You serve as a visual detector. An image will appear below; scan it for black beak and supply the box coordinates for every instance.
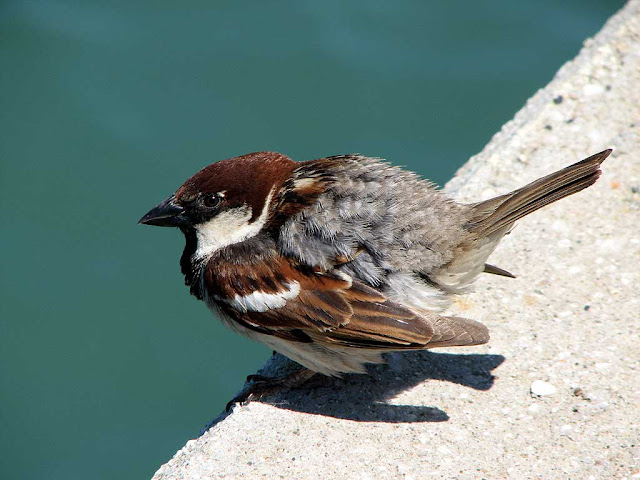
[138,195,188,227]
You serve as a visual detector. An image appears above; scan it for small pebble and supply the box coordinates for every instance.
[558,238,572,248]
[531,380,557,397]
[583,83,605,96]
[437,445,452,455]
[594,401,609,411]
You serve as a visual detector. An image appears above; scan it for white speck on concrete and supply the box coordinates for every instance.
[558,238,572,248]
[560,424,573,435]
[531,380,557,397]
[583,83,605,96]
[551,220,569,232]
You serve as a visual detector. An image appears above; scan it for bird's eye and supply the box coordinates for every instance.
[202,193,222,209]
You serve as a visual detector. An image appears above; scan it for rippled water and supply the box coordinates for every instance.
[0,1,624,478]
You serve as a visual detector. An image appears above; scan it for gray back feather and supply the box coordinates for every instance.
[277,155,470,289]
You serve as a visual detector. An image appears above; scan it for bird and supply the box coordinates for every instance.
[139,149,611,408]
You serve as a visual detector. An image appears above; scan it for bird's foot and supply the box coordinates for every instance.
[226,368,317,412]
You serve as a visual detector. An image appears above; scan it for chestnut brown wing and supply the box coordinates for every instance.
[209,258,489,350]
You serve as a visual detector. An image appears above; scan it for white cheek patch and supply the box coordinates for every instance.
[224,281,301,312]
[194,189,275,259]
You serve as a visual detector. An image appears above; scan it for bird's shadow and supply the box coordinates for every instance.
[204,350,504,432]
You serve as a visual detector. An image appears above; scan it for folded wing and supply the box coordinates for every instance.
[206,253,489,351]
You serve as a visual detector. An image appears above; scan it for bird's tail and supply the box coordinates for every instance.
[466,149,611,238]
[431,149,612,290]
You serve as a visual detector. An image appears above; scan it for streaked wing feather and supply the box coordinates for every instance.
[424,313,490,348]
[236,274,488,350]
[206,242,489,352]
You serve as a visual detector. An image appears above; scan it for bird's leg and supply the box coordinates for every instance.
[227,367,317,412]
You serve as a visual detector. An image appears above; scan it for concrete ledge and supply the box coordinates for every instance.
[154,2,639,478]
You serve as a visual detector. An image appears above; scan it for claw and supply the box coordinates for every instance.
[225,368,317,412]
[226,390,256,412]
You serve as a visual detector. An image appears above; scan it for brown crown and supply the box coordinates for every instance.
[175,152,296,221]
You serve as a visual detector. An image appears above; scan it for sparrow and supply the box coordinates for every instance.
[139,149,611,408]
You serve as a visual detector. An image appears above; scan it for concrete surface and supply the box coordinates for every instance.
[153,2,639,478]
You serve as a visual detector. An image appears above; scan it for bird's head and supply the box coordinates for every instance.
[139,151,296,258]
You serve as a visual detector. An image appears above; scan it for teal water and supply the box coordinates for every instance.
[0,1,624,478]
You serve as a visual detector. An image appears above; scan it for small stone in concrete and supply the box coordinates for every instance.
[531,380,557,397]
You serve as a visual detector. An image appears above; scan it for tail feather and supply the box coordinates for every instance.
[432,149,611,291]
[483,263,516,278]
[468,149,611,237]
